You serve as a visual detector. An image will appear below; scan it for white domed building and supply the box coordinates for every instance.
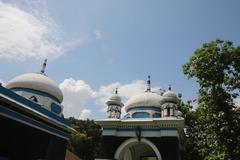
[96,76,185,160]
[6,72,64,116]
[0,59,74,160]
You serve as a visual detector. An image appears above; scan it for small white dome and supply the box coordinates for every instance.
[163,90,177,98]
[6,73,63,103]
[106,94,124,107]
[110,95,121,103]
[160,90,179,104]
[125,92,162,112]
[110,94,122,102]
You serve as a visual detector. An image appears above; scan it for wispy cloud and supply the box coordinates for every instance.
[0,1,99,61]
[94,29,102,39]
[0,1,64,60]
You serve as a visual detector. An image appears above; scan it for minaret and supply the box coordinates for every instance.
[106,88,124,119]
[40,58,47,75]
[160,85,179,117]
[146,75,151,92]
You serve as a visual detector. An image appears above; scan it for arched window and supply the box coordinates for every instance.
[153,112,161,118]
[167,108,170,117]
[132,112,150,118]
[51,103,62,114]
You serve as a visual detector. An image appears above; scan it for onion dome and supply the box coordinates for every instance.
[124,92,162,112]
[124,76,162,112]
[6,59,63,103]
[106,88,124,107]
[160,85,179,104]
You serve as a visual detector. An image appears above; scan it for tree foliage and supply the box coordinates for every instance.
[67,118,102,160]
[182,39,240,160]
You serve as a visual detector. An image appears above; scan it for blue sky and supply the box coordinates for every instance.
[0,0,240,119]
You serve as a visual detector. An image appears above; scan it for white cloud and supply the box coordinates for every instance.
[96,82,121,106]
[0,1,64,61]
[0,1,97,61]
[95,80,160,112]
[95,80,146,107]
[59,78,161,119]
[59,78,96,118]
[94,29,102,39]
[79,108,91,119]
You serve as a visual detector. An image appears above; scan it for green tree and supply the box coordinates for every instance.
[68,118,102,160]
[178,98,204,160]
[182,39,240,160]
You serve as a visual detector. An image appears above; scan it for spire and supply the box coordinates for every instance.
[146,75,151,92]
[168,84,171,91]
[115,88,118,95]
[40,58,47,75]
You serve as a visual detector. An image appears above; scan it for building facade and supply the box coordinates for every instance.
[0,59,75,160]
[97,76,185,160]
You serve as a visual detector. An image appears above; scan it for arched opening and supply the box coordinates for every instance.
[114,138,162,160]
[167,108,170,117]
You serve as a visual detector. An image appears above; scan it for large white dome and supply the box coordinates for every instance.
[6,73,63,103]
[124,92,162,112]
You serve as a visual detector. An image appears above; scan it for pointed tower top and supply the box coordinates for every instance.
[146,75,151,92]
[115,88,118,95]
[40,58,47,75]
[168,84,172,91]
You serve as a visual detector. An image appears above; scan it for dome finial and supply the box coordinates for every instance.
[115,88,118,95]
[40,58,47,75]
[146,75,151,92]
[168,84,172,91]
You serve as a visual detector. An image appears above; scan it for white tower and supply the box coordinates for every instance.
[160,85,179,117]
[106,88,124,119]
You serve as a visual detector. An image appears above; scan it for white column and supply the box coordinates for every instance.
[164,109,168,117]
